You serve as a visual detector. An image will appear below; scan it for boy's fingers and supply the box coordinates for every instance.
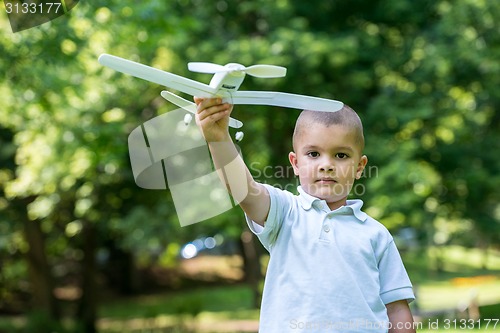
[196,97,233,111]
[193,96,204,105]
[198,103,230,121]
[196,97,231,118]
[199,97,222,109]
[207,109,230,123]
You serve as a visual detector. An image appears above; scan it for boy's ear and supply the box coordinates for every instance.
[355,155,368,179]
[288,151,300,176]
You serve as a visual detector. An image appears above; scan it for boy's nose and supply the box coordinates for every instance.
[320,165,334,172]
[319,159,335,172]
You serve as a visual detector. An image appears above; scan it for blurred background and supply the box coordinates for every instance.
[0,0,499,332]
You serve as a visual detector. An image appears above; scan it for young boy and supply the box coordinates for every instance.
[194,97,415,332]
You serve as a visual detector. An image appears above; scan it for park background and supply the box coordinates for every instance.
[0,0,499,332]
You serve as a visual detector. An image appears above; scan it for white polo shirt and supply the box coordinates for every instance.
[246,184,414,333]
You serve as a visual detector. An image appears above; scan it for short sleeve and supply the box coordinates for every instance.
[245,184,291,252]
[378,240,415,304]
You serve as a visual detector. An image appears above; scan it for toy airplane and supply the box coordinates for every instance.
[98,54,343,136]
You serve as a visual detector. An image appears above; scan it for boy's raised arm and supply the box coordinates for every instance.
[194,97,270,226]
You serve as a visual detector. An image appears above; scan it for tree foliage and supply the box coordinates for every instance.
[0,0,499,330]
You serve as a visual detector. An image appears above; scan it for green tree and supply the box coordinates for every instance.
[1,0,499,331]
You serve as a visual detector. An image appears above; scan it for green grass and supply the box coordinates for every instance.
[98,285,257,319]
[415,280,500,312]
[402,245,500,312]
[95,245,500,332]
[96,292,500,333]
[403,246,500,282]
[1,245,500,332]
[97,285,260,332]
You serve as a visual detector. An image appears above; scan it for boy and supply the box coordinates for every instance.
[194,97,415,332]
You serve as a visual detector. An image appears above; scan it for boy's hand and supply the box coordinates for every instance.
[194,97,233,142]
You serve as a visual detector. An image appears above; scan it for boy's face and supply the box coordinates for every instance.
[289,123,368,210]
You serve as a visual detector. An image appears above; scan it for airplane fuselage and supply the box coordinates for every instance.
[209,63,246,94]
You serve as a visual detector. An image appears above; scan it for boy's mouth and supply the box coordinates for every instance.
[316,177,337,184]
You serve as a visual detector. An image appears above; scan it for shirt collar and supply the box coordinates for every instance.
[297,186,368,222]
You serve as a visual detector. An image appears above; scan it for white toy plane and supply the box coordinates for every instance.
[98,54,343,136]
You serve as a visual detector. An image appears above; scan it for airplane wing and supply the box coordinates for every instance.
[98,54,343,112]
[98,54,217,97]
[160,91,243,129]
[230,91,343,112]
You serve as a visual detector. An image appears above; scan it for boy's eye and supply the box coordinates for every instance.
[336,153,349,159]
[307,151,320,158]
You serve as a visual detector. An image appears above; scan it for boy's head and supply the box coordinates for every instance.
[292,105,365,153]
[289,105,368,210]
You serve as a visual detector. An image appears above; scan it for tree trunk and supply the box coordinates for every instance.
[23,217,60,320]
[77,221,98,333]
[105,241,139,295]
[478,232,490,270]
[240,230,262,308]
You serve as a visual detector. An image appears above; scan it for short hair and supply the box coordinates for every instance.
[292,105,365,151]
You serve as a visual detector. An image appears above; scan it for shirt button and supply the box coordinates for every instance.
[323,225,330,233]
